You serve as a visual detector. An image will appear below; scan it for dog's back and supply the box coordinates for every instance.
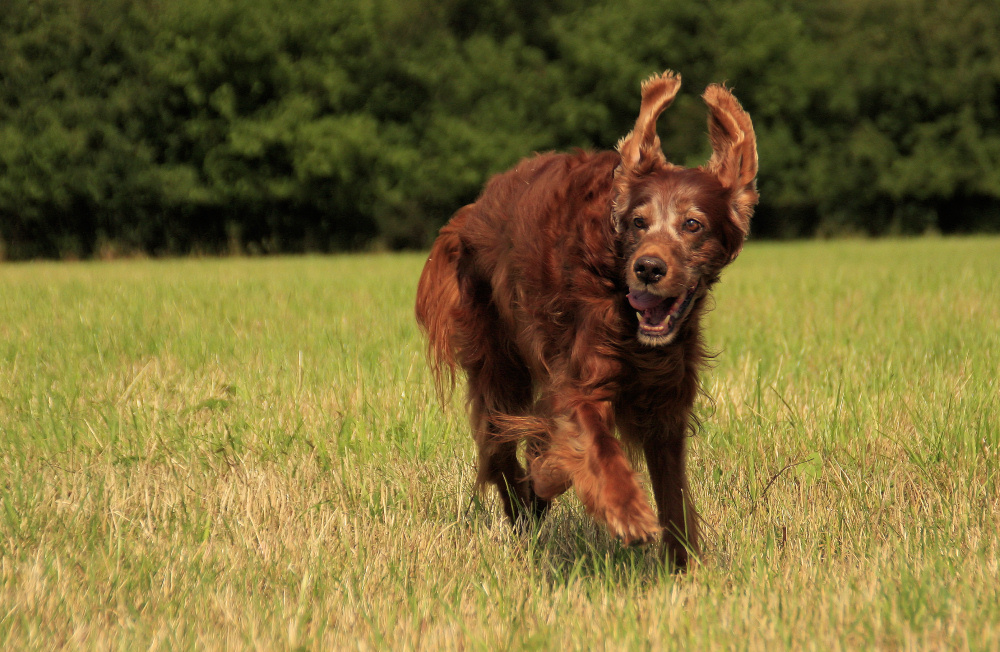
[416,150,622,387]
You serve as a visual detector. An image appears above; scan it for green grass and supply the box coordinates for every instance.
[1,238,998,649]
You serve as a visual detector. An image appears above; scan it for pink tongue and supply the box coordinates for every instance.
[627,290,666,311]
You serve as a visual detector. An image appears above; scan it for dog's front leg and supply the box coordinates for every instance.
[617,406,700,569]
[643,433,699,569]
[531,399,660,545]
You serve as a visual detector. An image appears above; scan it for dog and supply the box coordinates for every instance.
[415,71,757,568]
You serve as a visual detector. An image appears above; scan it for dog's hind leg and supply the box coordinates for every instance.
[469,394,551,527]
[454,271,549,527]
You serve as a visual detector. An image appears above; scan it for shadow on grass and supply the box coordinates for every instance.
[460,492,679,587]
[531,519,679,588]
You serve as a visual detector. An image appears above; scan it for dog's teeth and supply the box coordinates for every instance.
[636,311,643,321]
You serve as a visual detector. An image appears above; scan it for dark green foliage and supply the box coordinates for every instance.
[1,0,998,258]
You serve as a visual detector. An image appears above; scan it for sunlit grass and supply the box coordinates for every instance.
[1,238,997,649]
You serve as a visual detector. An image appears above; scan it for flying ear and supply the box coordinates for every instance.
[702,84,758,242]
[615,70,682,174]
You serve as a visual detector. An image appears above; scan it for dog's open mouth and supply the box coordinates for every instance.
[627,281,701,344]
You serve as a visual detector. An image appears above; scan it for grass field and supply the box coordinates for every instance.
[1,237,998,650]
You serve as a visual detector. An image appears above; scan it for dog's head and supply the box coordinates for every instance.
[611,71,758,346]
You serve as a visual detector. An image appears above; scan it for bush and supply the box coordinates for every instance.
[1,0,998,258]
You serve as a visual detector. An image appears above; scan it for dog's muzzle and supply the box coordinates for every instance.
[627,280,701,345]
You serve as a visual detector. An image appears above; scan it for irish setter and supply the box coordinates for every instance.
[415,71,757,568]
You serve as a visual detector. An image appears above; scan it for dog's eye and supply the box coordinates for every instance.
[683,218,703,233]
[632,216,647,229]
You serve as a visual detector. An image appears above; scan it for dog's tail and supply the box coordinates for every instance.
[414,206,470,399]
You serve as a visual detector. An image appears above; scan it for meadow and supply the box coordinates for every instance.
[0,237,997,649]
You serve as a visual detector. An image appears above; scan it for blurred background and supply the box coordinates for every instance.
[1,0,998,259]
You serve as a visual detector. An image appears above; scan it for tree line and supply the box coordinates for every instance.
[1,0,998,259]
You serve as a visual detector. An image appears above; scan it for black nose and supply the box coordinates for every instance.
[634,256,667,284]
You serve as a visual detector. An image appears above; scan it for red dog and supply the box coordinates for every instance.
[415,71,757,568]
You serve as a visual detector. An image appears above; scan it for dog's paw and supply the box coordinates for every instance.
[603,494,661,546]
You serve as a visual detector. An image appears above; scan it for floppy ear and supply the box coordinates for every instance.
[612,71,682,231]
[702,84,758,250]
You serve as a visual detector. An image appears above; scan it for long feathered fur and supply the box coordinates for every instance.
[414,71,758,569]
